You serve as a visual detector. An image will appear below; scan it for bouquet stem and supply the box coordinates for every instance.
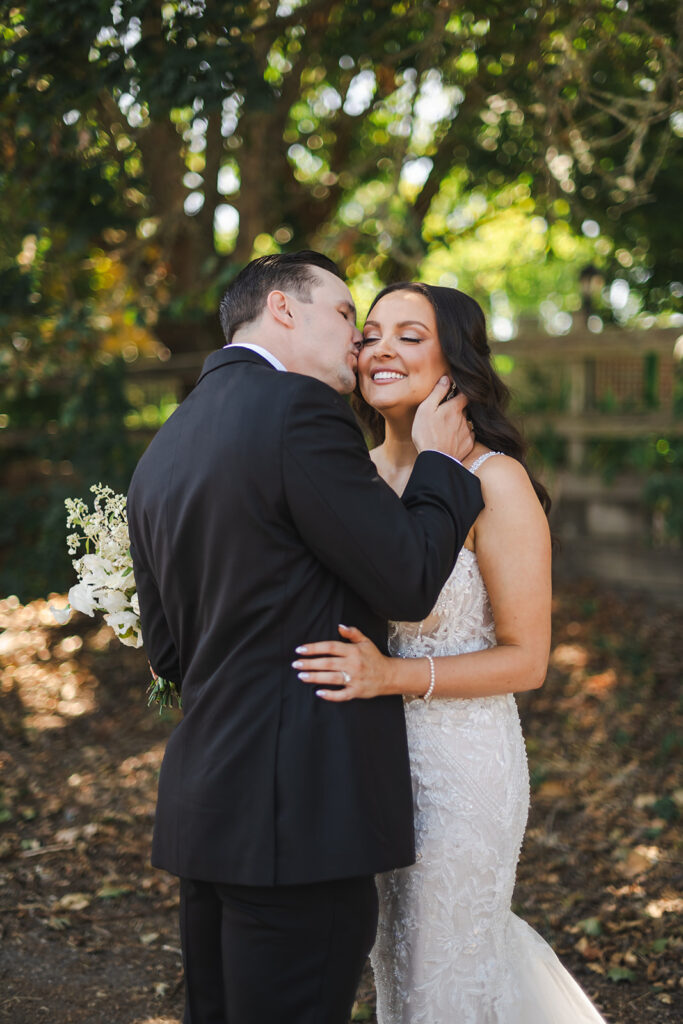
[146,677,182,712]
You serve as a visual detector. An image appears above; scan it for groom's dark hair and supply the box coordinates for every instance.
[219,251,343,343]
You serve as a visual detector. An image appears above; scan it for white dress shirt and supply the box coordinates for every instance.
[225,342,287,372]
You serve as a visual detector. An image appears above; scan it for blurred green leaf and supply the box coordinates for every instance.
[351,1002,374,1022]
[607,966,637,983]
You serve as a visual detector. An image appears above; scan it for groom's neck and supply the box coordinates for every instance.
[231,326,290,368]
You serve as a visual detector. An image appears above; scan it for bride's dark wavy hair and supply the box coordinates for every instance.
[352,282,551,516]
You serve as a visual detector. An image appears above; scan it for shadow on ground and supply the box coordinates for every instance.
[0,583,680,1023]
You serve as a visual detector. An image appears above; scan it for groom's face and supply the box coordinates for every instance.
[291,268,362,394]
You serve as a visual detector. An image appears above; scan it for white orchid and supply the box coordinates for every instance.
[98,589,128,614]
[49,603,72,625]
[118,629,144,649]
[79,552,115,576]
[104,609,138,632]
[55,484,137,636]
[67,581,98,617]
[53,483,179,708]
[104,611,143,648]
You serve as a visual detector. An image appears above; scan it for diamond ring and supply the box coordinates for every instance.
[342,671,351,684]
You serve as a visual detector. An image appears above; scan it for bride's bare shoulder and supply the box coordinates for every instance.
[475,453,547,523]
[476,451,528,482]
[477,451,531,489]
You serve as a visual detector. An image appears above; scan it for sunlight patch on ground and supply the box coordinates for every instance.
[134,1018,180,1024]
[645,896,683,918]
[118,746,166,802]
[0,595,98,730]
[549,642,589,669]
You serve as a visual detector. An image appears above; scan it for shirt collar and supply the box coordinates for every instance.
[225,342,287,372]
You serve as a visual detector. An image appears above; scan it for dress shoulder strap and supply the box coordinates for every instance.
[469,450,504,474]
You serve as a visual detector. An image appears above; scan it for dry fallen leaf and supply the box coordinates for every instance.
[575,936,602,960]
[618,846,659,879]
[536,779,571,799]
[56,893,91,911]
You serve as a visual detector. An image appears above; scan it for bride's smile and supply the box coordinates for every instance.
[358,290,451,414]
[371,370,408,383]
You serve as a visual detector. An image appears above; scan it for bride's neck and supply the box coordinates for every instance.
[381,413,418,470]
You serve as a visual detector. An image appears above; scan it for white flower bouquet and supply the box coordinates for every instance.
[51,483,180,709]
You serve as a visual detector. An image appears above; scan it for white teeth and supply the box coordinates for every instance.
[373,371,406,381]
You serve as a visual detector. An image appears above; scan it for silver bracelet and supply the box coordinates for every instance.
[423,655,435,703]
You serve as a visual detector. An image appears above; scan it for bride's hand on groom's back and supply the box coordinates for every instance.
[292,624,391,701]
[412,376,474,463]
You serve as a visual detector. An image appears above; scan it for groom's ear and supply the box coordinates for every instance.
[266,289,296,329]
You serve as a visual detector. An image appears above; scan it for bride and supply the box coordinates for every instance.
[295,283,606,1023]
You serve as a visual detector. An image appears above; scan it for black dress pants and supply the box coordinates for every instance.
[179,874,379,1024]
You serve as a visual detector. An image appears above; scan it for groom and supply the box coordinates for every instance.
[127,251,483,1024]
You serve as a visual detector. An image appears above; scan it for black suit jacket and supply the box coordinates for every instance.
[127,347,483,886]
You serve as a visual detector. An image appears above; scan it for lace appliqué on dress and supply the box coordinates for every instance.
[372,545,529,1024]
[371,452,606,1024]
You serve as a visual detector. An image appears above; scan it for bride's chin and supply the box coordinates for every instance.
[367,397,418,419]
[359,383,421,418]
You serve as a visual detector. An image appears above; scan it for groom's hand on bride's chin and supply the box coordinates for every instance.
[412,379,474,462]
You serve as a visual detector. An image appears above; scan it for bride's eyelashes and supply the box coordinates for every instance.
[361,334,422,345]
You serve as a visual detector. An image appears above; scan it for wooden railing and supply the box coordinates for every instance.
[483,324,681,597]
[490,324,680,468]
[1,324,679,453]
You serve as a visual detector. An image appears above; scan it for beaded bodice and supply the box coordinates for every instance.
[389,545,496,660]
[389,451,502,714]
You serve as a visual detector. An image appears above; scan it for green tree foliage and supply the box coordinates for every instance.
[1,0,680,352]
[0,0,681,598]
[0,360,139,599]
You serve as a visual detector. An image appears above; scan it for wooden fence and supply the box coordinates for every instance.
[2,324,681,598]
[490,324,679,458]
[490,325,682,599]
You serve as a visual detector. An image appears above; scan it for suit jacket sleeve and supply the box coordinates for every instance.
[128,535,182,686]
[282,381,484,621]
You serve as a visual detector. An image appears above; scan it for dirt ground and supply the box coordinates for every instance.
[0,582,681,1024]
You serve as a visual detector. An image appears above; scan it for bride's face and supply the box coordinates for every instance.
[358,290,451,416]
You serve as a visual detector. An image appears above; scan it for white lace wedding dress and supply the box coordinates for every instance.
[371,452,605,1023]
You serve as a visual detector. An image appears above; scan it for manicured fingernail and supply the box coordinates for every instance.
[298,672,310,680]
[338,623,348,629]
[315,690,326,697]
[440,375,449,384]
[295,646,307,654]
[292,661,303,669]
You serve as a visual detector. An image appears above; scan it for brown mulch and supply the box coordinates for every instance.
[0,582,681,1023]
